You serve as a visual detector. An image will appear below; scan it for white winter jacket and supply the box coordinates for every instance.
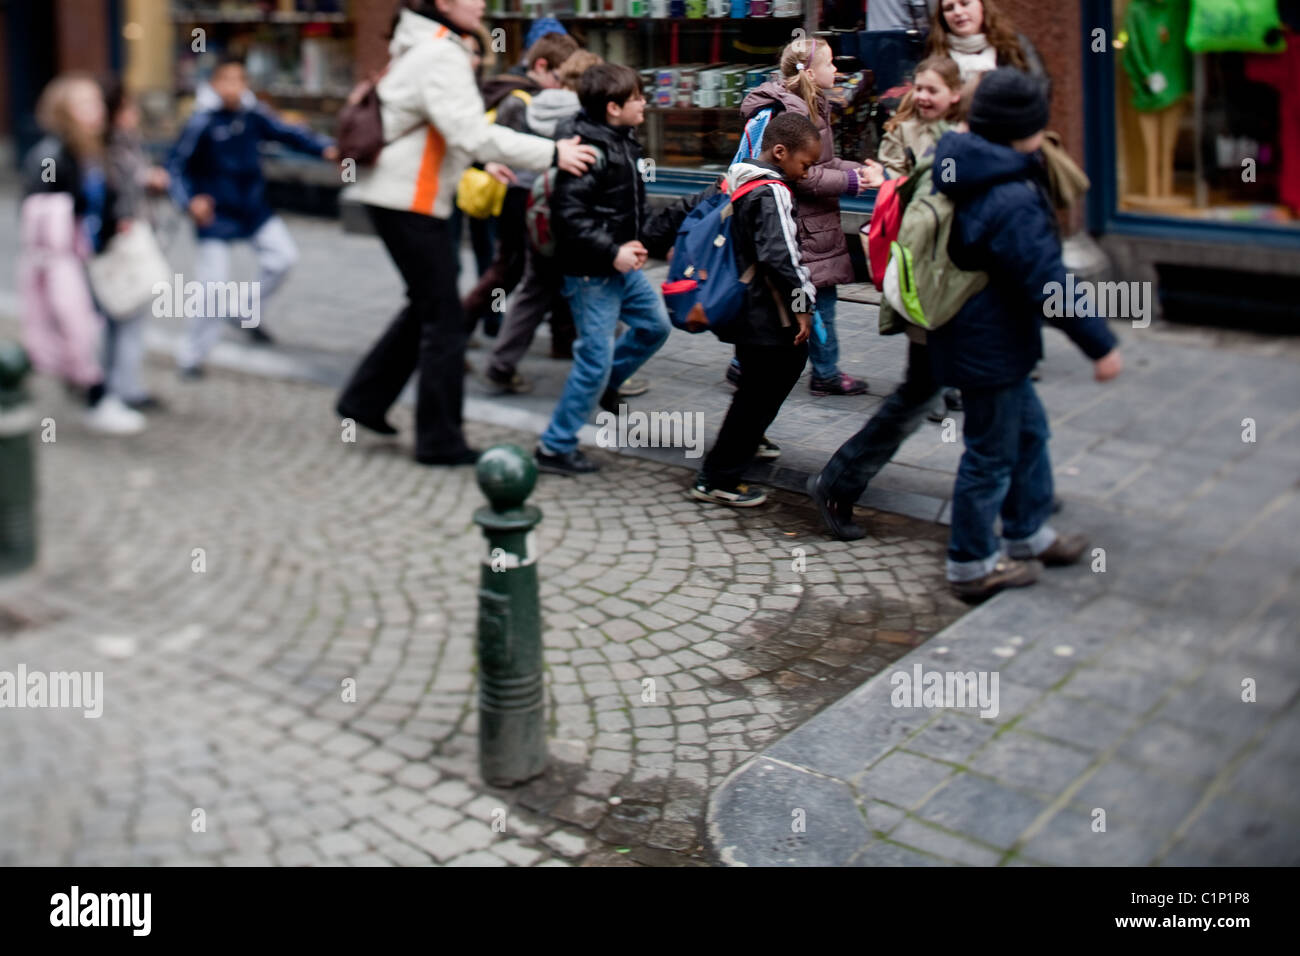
[344,9,557,219]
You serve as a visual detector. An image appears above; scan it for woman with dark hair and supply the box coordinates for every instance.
[925,0,1047,86]
[337,0,595,466]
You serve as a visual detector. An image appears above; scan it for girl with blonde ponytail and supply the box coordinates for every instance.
[733,37,883,397]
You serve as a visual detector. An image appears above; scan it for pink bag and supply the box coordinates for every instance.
[17,192,103,387]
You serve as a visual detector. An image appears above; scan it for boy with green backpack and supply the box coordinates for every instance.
[927,68,1122,602]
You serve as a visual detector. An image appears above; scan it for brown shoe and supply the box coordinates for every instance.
[1036,532,1089,567]
[950,558,1041,604]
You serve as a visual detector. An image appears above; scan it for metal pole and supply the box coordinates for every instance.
[0,342,37,576]
[472,444,546,786]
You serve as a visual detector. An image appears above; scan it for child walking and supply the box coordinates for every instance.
[167,56,337,377]
[533,63,677,476]
[928,68,1122,602]
[20,73,145,434]
[692,113,823,507]
[733,37,883,397]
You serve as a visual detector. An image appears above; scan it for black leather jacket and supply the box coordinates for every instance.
[551,111,665,277]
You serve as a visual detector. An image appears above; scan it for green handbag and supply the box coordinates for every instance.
[1185,0,1286,53]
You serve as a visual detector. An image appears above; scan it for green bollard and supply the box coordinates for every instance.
[472,444,546,787]
[0,342,37,576]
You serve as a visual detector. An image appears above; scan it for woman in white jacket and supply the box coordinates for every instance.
[337,0,595,466]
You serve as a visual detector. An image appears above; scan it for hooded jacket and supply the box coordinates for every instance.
[927,132,1117,389]
[738,82,859,288]
[343,8,556,219]
[719,160,818,346]
[550,111,660,277]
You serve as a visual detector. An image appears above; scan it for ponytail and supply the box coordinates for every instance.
[778,37,828,119]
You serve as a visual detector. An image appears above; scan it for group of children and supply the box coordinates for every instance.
[18,57,336,435]
[519,32,1122,603]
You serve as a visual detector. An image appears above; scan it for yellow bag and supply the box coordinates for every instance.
[456,167,508,219]
[456,89,532,220]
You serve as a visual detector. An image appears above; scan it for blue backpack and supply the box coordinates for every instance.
[661,177,789,335]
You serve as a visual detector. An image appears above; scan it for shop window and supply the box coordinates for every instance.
[1114,0,1300,227]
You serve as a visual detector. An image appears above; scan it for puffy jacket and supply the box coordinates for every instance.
[344,8,556,219]
[738,82,859,288]
[927,132,1117,389]
[167,101,331,241]
[551,111,653,277]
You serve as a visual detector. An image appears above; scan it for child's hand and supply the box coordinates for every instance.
[322,145,340,162]
[189,195,215,227]
[485,162,517,186]
[556,136,598,176]
[1094,347,1123,382]
[614,241,647,273]
[793,313,812,346]
[146,166,170,192]
[859,160,884,190]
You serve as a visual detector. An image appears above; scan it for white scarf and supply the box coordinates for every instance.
[947,33,999,82]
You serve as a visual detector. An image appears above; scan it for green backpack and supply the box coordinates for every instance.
[882,159,988,331]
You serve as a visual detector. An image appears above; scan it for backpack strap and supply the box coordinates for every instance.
[728,178,790,203]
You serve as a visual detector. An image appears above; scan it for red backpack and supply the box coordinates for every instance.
[865,173,909,290]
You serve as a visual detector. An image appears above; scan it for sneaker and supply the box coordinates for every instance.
[1035,532,1089,567]
[618,377,649,398]
[725,358,742,387]
[84,395,146,435]
[810,372,868,397]
[691,478,767,507]
[950,558,1041,604]
[415,447,481,466]
[806,472,865,541]
[244,325,274,346]
[485,369,533,395]
[943,388,963,412]
[756,436,781,460]
[336,399,398,436]
[535,446,600,476]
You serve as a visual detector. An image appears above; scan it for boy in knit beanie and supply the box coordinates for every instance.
[928,68,1124,603]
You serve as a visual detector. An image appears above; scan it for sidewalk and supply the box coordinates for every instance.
[2,188,1297,866]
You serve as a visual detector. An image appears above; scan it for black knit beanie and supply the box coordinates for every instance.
[967,67,1050,145]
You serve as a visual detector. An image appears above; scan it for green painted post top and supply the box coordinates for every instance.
[474,444,541,533]
[0,342,32,410]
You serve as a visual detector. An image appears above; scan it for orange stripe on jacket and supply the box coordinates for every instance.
[411,125,446,215]
[409,25,451,215]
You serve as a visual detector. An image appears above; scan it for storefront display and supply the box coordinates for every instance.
[1113,0,1298,227]
[485,4,875,172]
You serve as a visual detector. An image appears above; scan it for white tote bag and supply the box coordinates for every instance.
[86,220,172,319]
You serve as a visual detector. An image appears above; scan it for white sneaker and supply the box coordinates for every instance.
[84,395,146,435]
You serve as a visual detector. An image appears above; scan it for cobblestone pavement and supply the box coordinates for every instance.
[0,351,965,866]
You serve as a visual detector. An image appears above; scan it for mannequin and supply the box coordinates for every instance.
[1121,0,1193,207]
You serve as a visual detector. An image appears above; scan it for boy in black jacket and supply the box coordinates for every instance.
[535,63,678,476]
[692,112,823,507]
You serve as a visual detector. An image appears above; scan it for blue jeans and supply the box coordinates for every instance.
[947,378,1057,582]
[539,270,671,455]
[809,285,839,380]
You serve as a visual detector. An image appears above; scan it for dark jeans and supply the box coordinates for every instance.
[464,187,528,330]
[821,339,939,504]
[702,342,808,488]
[948,377,1056,581]
[338,205,471,460]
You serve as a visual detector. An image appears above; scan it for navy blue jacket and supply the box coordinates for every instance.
[927,132,1118,389]
[168,104,332,241]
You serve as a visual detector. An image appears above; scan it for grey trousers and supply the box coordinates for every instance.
[486,249,568,380]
